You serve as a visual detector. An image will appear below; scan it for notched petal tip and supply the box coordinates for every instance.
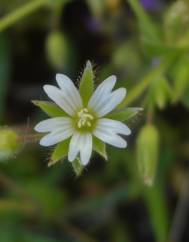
[80,157,90,166]
[119,87,127,97]
[39,139,49,147]
[105,75,117,87]
[110,74,117,81]
[55,73,62,82]
[55,73,70,83]
[126,127,132,136]
[43,84,54,93]
[122,141,127,148]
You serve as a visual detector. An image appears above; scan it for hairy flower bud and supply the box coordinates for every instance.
[0,128,21,161]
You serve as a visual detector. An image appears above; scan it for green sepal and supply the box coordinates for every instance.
[32,100,67,117]
[93,137,107,160]
[48,139,69,167]
[106,107,143,121]
[72,158,84,176]
[79,60,94,106]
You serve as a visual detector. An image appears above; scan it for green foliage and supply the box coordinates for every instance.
[0,0,47,32]
[32,100,67,117]
[0,224,62,242]
[172,54,189,102]
[24,179,65,218]
[79,60,94,106]
[164,0,189,45]
[46,0,68,8]
[112,41,142,76]
[118,53,176,108]
[127,0,160,43]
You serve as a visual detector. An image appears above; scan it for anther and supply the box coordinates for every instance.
[77,108,94,128]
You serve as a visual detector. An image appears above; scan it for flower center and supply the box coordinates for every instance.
[77,108,94,128]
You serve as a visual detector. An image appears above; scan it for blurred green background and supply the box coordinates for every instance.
[0,0,189,241]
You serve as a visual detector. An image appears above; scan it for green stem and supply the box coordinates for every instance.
[0,0,47,32]
[144,184,169,242]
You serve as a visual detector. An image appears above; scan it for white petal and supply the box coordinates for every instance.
[43,85,75,116]
[97,118,131,135]
[39,127,74,146]
[96,88,126,117]
[88,75,116,110]
[34,117,72,133]
[56,74,83,109]
[68,132,81,162]
[93,128,127,148]
[80,134,92,165]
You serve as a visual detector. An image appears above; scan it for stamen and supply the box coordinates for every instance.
[77,108,94,128]
[87,121,91,127]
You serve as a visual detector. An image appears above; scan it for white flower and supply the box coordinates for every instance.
[34,74,131,166]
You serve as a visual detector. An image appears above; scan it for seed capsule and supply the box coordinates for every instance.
[137,125,159,186]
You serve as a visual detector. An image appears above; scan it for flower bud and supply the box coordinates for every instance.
[0,128,21,161]
[164,0,189,46]
[46,31,68,70]
[137,125,159,186]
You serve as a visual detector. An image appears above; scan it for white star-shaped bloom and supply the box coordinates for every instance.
[34,73,131,165]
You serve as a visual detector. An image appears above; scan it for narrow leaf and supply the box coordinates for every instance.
[106,107,143,122]
[127,0,160,43]
[32,100,67,117]
[93,137,107,160]
[79,60,94,105]
[48,139,69,166]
